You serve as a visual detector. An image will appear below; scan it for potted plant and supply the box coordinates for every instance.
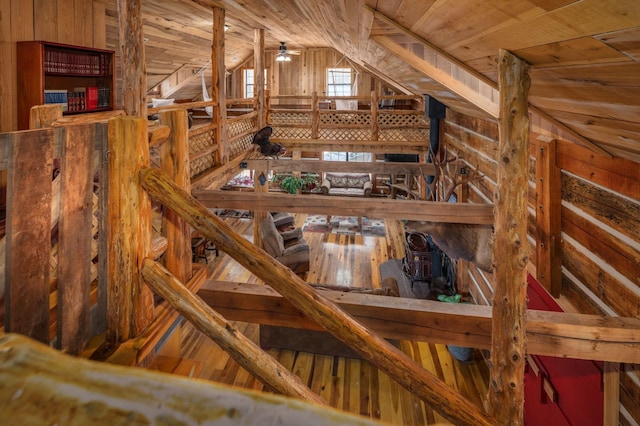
[272,173,320,194]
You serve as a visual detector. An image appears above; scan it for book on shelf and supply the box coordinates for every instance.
[44,90,68,112]
[86,87,98,110]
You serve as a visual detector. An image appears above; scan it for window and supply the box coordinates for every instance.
[244,69,267,98]
[326,67,353,96]
[322,152,372,162]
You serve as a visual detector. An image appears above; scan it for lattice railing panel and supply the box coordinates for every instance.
[228,133,253,157]
[269,111,312,125]
[320,113,371,126]
[189,125,216,177]
[273,127,312,139]
[379,128,430,142]
[319,128,372,140]
[229,117,255,139]
[378,112,429,128]
[191,155,215,177]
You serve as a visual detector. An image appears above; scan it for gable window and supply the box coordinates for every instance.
[326,67,353,96]
[244,69,267,98]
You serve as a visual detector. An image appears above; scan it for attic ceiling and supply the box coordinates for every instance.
[105,0,640,163]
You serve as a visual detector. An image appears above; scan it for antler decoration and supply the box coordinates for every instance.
[424,147,484,201]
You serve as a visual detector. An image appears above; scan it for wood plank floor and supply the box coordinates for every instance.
[175,214,490,425]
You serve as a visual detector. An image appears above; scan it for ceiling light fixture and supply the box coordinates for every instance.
[276,41,291,62]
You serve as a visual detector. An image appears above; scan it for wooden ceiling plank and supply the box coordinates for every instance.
[451,0,640,62]
[517,36,632,68]
[529,104,614,158]
[371,35,499,118]
[595,27,640,61]
[366,5,498,89]
[142,13,213,41]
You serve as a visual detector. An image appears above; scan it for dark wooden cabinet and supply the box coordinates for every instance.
[17,41,116,130]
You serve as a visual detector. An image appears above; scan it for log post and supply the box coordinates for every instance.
[29,104,63,129]
[107,116,154,344]
[159,108,192,283]
[370,90,379,141]
[487,49,531,424]
[253,165,269,248]
[254,29,265,129]
[603,362,620,425]
[535,135,561,297]
[140,259,326,405]
[140,166,497,426]
[117,0,146,117]
[211,6,228,165]
[311,91,319,139]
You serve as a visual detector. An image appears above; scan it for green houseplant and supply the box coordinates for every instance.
[272,174,319,194]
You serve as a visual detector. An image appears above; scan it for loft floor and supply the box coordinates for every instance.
[169,214,490,425]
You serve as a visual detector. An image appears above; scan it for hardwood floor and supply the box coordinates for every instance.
[175,214,490,425]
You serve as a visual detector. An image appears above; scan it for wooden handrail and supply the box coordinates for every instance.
[140,165,497,426]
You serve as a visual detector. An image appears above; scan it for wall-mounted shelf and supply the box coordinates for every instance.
[17,41,116,130]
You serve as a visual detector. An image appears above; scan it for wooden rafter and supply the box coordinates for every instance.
[365,6,613,158]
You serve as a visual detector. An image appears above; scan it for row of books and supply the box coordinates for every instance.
[44,87,110,112]
[44,49,110,75]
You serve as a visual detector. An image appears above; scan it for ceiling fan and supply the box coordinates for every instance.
[275,41,300,62]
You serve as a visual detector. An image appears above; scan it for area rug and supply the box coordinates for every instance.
[302,215,385,237]
[210,209,253,218]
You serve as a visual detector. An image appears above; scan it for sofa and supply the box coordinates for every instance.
[320,172,372,197]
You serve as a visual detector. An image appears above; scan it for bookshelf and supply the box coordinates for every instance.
[17,41,116,130]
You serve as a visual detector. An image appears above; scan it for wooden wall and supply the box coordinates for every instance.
[443,108,640,425]
[228,48,383,100]
[0,0,107,133]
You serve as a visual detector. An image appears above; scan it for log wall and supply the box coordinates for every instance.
[443,107,640,425]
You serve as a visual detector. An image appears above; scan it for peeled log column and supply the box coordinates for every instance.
[487,49,530,424]
[140,166,497,426]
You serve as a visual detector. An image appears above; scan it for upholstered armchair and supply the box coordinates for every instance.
[260,214,310,274]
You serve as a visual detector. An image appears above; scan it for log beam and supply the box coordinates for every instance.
[140,166,497,426]
[0,334,378,425]
[193,190,493,225]
[243,159,435,175]
[272,138,428,154]
[198,281,640,364]
[488,49,531,424]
